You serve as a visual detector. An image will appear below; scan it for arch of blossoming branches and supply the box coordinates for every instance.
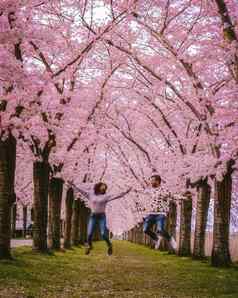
[0,0,237,266]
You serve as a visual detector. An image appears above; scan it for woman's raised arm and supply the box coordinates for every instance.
[67,182,91,200]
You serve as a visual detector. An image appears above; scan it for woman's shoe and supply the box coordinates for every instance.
[107,245,113,256]
[169,236,177,251]
[85,243,92,255]
[154,236,162,250]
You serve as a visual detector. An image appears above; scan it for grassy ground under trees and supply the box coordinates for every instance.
[0,241,238,298]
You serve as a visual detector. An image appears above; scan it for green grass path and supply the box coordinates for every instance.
[0,241,238,298]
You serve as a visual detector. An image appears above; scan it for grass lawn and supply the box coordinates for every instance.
[0,241,238,298]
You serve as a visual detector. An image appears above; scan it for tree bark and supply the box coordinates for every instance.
[64,187,74,249]
[137,225,143,245]
[32,161,50,252]
[11,203,17,238]
[48,186,53,248]
[212,1,237,266]
[193,180,211,259]
[178,196,192,257]
[168,200,177,254]
[71,198,80,246]
[31,207,34,221]
[159,218,169,251]
[48,178,64,250]
[79,200,90,244]
[214,0,238,81]
[211,166,233,267]
[23,206,28,238]
[128,230,132,242]
[60,219,64,238]
[0,135,16,259]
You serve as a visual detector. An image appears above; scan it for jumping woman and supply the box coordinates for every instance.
[74,182,131,255]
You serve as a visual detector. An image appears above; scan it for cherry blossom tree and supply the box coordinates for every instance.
[0,0,237,267]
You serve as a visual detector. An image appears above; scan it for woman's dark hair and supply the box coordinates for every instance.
[151,174,161,184]
[94,182,108,195]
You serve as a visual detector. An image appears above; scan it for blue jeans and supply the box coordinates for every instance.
[143,214,171,241]
[87,213,111,247]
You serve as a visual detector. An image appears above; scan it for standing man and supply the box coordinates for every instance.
[142,174,177,251]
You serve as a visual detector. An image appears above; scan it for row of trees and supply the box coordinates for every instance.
[11,190,98,248]
[0,0,237,267]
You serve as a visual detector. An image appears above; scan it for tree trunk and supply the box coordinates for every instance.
[71,198,80,246]
[214,0,238,81]
[23,206,27,238]
[31,207,34,221]
[60,219,64,238]
[48,178,64,250]
[193,180,211,259]
[133,227,136,243]
[128,230,131,242]
[211,168,232,267]
[159,218,169,251]
[178,196,192,257]
[64,188,74,249]
[0,135,16,259]
[137,225,142,245]
[11,203,17,238]
[79,200,90,244]
[48,187,53,248]
[168,200,177,254]
[32,161,50,252]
